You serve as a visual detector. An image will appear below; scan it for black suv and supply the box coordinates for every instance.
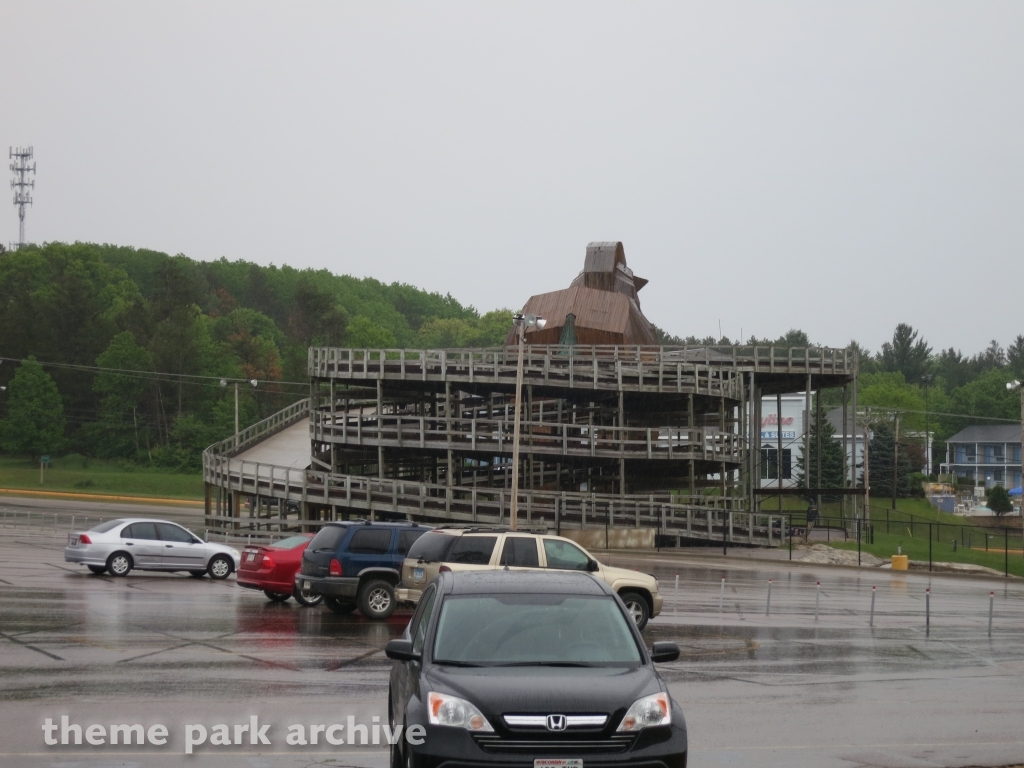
[385,570,687,768]
[296,521,428,620]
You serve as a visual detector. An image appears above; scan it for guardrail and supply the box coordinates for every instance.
[205,398,310,458]
[310,411,743,464]
[202,455,779,545]
[309,347,745,397]
[309,345,854,391]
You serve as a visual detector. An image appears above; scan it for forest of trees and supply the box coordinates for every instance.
[0,242,512,469]
[0,243,1020,478]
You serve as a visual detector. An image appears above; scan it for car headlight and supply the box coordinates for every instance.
[427,692,493,731]
[229,548,240,558]
[616,692,671,731]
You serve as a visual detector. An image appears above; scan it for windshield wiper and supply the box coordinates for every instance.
[433,660,485,667]
[492,661,593,667]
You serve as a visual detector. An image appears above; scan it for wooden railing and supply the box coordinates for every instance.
[310,411,743,464]
[205,398,310,458]
[308,345,854,393]
[309,347,744,397]
[202,454,779,545]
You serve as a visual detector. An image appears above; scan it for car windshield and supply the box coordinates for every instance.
[271,536,312,550]
[89,520,124,534]
[433,594,642,666]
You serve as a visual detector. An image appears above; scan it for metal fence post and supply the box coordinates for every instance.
[925,587,931,637]
[988,590,994,637]
[815,581,820,621]
[766,579,772,616]
[929,524,933,572]
[869,585,876,627]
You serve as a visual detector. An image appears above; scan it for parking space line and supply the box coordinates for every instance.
[0,630,64,661]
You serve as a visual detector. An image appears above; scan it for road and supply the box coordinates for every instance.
[1,513,1023,768]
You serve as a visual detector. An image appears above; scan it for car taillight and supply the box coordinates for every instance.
[261,554,276,569]
[439,565,451,573]
[329,558,342,576]
[79,534,92,545]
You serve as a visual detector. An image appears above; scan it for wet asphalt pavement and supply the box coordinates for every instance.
[2,501,1024,768]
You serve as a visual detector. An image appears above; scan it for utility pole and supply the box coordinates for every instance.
[9,147,35,250]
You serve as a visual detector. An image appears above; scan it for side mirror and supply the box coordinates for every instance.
[650,642,680,663]
[385,639,420,662]
[586,558,600,572]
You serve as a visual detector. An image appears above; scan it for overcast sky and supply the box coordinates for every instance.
[2,2,1021,354]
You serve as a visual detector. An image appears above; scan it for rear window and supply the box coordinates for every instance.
[407,532,455,562]
[271,535,312,550]
[90,520,124,534]
[448,536,497,565]
[348,528,393,554]
[308,525,348,553]
[398,528,427,556]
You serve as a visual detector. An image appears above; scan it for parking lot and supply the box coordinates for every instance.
[1,499,1024,768]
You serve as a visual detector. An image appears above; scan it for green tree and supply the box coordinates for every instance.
[794,403,846,499]
[878,323,932,384]
[0,358,66,458]
[347,316,397,348]
[985,485,1013,516]
[90,332,153,457]
[866,421,913,500]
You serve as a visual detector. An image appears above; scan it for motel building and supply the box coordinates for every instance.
[756,395,867,491]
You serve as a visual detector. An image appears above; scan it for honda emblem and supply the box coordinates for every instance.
[546,715,567,731]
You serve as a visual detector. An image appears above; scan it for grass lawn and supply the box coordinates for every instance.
[0,457,204,500]
[827,528,1024,578]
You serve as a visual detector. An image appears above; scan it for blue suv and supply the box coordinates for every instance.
[296,521,428,620]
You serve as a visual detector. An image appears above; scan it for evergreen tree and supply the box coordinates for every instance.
[795,402,846,500]
[985,485,1013,516]
[0,357,66,458]
[866,421,912,500]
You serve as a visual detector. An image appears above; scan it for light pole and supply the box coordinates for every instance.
[221,378,259,440]
[921,374,933,477]
[509,313,546,531]
[1006,380,1023,530]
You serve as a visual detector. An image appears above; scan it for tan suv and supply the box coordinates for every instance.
[396,527,663,629]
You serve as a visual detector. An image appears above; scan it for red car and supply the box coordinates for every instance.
[237,535,323,606]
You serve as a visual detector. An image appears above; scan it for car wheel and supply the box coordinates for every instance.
[323,596,356,614]
[620,591,650,631]
[293,584,324,607]
[87,565,106,575]
[208,555,232,580]
[106,552,133,577]
[264,590,291,603]
[188,570,206,578]
[358,579,396,620]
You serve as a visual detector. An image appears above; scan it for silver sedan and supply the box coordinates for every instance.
[64,518,241,579]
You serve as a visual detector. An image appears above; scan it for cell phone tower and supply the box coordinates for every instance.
[9,146,36,251]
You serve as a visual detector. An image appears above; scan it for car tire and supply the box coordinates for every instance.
[620,591,650,631]
[323,596,356,615]
[208,555,233,580]
[293,585,324,607]
[358,579,396,620]
[188,570,206,578]
[106,552,133,577]
[87,565,106,575]
[264,590,291,603]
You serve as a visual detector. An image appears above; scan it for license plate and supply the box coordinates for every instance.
[304,581,311,590]
[413,567,425,580]
[535,761,581,768]
[70,535,79,546]
[246,553,256,562]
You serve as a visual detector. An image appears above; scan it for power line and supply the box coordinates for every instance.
[0,356,310,389]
